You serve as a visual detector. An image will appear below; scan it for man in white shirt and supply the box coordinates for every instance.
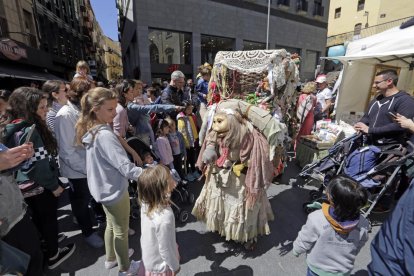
[314,75,333,121]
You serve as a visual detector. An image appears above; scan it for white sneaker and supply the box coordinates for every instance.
[128,228,136,236]
[105,248,134,269]
[118,260,141,276]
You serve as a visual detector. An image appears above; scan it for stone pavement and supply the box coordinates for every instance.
[46,162,383,276]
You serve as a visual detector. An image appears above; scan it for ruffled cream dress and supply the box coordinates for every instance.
[192,146,274,242]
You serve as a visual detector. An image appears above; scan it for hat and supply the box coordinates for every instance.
[315,75,327,83]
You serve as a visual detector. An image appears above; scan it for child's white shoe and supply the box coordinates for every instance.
[118,260,141,275]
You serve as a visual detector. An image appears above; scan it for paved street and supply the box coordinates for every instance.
[46,162,381,276]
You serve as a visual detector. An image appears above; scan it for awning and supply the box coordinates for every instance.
[0,64,65,81]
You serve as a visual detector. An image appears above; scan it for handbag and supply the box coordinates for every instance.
[18,180,44,198]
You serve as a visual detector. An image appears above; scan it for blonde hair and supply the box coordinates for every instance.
[75,87,118,144]
[137,165,171,215]
[76,60,90,73]
[302,82,317,94]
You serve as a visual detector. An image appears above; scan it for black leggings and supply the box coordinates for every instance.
[186,147,197,173]
[3,213,44,276]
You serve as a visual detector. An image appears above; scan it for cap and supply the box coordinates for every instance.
[315,75,327,83]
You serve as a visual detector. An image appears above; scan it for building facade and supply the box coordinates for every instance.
[103,35,123,81]
[327,0,414,47]
[117,0,329,83]
[0,0,105,90]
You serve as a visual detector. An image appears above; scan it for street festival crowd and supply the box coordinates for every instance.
[1,59,414,276]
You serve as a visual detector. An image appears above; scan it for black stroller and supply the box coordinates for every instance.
[299,134,414,219]
[126,137,195,223]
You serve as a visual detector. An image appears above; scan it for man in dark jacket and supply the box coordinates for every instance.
[354,69,414,145]
[368,179,414,275]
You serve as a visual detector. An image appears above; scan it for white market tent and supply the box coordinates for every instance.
[324,20,414,121]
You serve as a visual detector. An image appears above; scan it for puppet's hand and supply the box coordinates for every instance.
[202,145,217,164]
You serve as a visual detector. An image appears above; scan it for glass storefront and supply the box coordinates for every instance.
[243,40,266,50]
[275,44,302,55]
[201,35,234,64]
[148,28,191,64]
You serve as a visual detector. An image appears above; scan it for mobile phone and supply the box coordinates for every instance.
[24,124,36,144]
[388,112,397,117]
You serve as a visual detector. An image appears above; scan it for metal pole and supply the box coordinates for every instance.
[266,0,270,49]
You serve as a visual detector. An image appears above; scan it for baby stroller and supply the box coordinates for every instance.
[300,134,414,218]
[126,137,195,223]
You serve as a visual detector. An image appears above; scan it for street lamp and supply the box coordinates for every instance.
[266,0,270,49]
[364,11,369,28]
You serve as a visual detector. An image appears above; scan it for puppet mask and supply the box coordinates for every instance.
[212,114,229,134]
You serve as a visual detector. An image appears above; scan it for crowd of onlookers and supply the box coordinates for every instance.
[0,60,212,275]
[2,62,414,276]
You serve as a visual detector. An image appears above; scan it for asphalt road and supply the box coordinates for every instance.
[45,162,383,276]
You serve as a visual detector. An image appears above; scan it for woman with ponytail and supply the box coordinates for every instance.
[76,87,143,275]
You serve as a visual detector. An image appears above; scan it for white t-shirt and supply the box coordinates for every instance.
[316,88,333,110]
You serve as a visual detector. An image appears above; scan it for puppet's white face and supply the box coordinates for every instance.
[212,114,229,134]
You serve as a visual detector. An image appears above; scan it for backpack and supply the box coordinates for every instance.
[344,145,381,187]
[296,95,313,124]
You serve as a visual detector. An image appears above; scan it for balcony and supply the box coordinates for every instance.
[327,16,412,47]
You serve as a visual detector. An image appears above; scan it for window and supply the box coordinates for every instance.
[354,23,362,36]
[201,35,234,65]
[0,17,8,37]
[148,29,191,64]
[357,0,365,11]
[380,13,386,18]
[334,7,341,18]
[243,40,266,50]
[313,0,324,16]
[297,0,308,12]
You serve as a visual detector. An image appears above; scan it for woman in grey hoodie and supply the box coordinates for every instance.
[75,87,142,276]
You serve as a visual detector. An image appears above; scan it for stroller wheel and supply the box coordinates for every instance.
[302,202,315,214]
[309,190,321,200]
[131,209,140,220]
[179,210,189,223]
[188,193,195,204]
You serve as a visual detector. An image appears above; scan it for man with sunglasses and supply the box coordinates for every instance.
[354,69,414,145]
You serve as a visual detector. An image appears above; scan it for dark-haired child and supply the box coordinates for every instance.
[293,175,369,276]
[155,119,174,169]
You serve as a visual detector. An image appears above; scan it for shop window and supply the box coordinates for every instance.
[334,7,341,19]
[148,29,191,64]
[275,44,301,56]
[149,42,159,63]
[277,0,289,6]
[357,0,365,11]
[243,40,266,50]
[201,35,234,64]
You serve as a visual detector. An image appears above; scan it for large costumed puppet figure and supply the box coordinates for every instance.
[192,106,275,248]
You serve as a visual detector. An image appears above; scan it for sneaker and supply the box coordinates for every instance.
[105,248,135,269]
[128,228,136,236]
[118,260,141,276]
[58,233,67,243]
[185,173,196,182]
[84,232,104,248]
[193,171,201,179]
[48,243,76,269]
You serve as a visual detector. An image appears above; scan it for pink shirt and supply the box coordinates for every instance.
[156,136,174,166]
[113,103,129,137]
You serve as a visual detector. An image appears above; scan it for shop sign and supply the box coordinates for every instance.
[167,64,179,73]
[0,39,28,61]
